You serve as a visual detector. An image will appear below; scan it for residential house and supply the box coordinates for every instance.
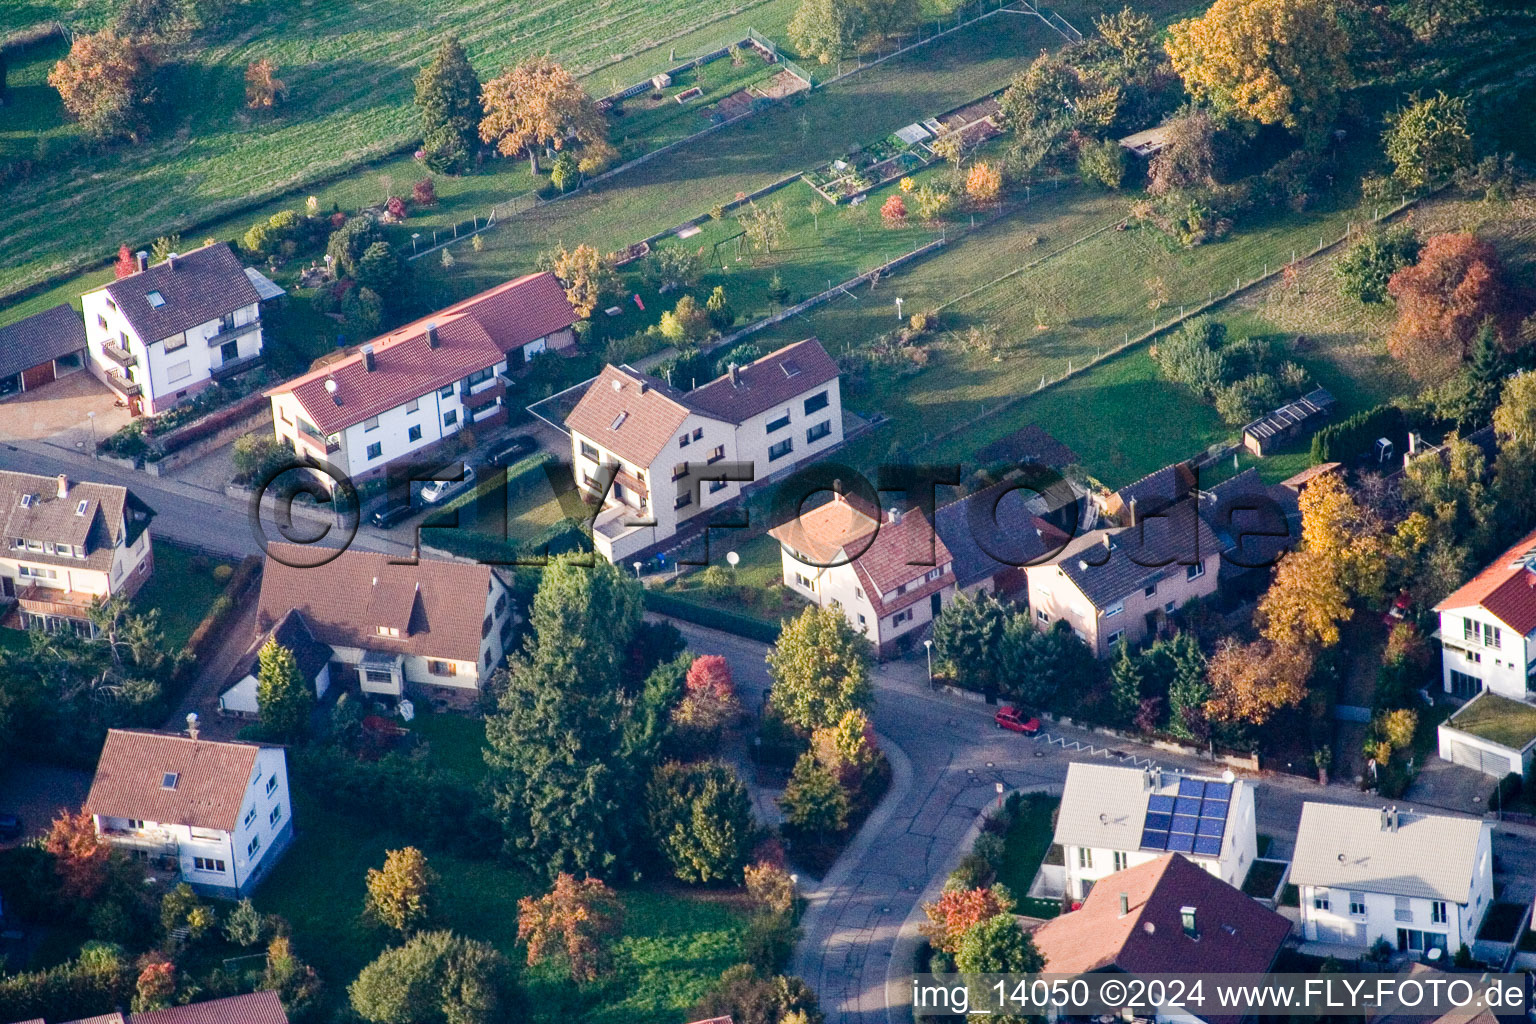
[566,338,842,563]
[1053,763,1258,902]
[1289,802,1492,953]
[82,244,264,416]
[0,471,155,634]
[1024,499,1221,657]
[1241,386,1336,457]
[933,478,1075,598]
[1029,853,1290,1024]
[769,492,955,658]
[218,609,334,719]
[1097,460,1198,526]
[254,544,513,707]
[84,728,293,897]
[10,990,292,1024]
[0,304,88,400]
[1196,468,1298,596]
[266,271,577,481]
[1433,525,1536,701]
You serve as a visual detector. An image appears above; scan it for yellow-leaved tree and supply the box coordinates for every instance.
[479,55,607,174]
[1164,0,1352,134]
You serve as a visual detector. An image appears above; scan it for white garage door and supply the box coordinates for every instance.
[1449,740,1512,777]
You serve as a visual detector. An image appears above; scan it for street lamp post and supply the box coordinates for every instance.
[86,411,96,455]
[895,297,904,320]
[923,638,933,688]
[411,233,422,255]
[632,561,643,580]
[995,781,1005,810]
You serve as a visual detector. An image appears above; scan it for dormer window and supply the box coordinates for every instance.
[161,772,180,790]
[377,626,400,638]
[146,290,166,308]
[76,500,89,516]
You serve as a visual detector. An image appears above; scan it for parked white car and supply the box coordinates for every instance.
[420,465,475,504]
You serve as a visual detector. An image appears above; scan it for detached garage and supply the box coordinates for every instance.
[0,304,88,400]
[1438,691,1536,777]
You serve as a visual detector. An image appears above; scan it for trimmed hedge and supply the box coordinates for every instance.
[172,554,262,685]
[425,517,589,564]
[1310,403,1406,464]
[0,956,132,1024]
[644,589,782,643]
[152,390,271,455]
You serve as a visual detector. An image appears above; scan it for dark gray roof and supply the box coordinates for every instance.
[1200,469,1299,570]
[1110,461,1197,517]
[1053,498,1220,607]
[1241,386,1335,444]
[936,480,1073,588]
[229,609,333,687]
[0,471,154,573]
[100,243,260,342]
[684,338,839,424]
[0,304,87,379]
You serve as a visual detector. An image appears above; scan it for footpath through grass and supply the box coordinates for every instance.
[258,784,749,1024]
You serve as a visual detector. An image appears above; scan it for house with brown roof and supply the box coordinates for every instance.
[0,304,89,400]
[85,728,292,897]
[252,544,513,707]
[82,243,265,417]
[566,338,842,563]
[1433,525,1536,702]
[1029,853,1290,1024]
[265,271,577,481]
[0,471,155,634]
[768,491,955,658]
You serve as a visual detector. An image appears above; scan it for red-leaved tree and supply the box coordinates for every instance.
[881,194,908,227]
[920,885,1014,953]
[1387,232,1518,380]
[114,244,137,278]
[412,178,438,206]
[673,654,741,737]
[516,873,624,983]
[45,810,111,905]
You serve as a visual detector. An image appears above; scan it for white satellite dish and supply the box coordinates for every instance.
[324,378,337,393]
[726,551,740,568]
[1221,769,1236,784]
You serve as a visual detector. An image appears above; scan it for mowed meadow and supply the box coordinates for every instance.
[0,0,802,300]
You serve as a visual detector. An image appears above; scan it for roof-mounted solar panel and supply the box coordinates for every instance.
[1193,835,1223,856]
[1172,814,1200,835]
[1178,778,1206,798]
[1147,794,1176,813]
[1140,828,1169,850]
[1197,817,1225,837]
[1175,796,1203,816]
[1204,781,1233,801]
[1144,812,1173,831]
[1166,832,1195,853]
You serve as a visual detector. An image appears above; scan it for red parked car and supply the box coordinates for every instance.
[994,706,1041,735]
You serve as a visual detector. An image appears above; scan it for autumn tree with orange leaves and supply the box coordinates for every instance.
[479,56,607,174]
[516,873,624,983]
[1204,637,1315,726]
[46,810,112,905]
[1387,232,1518,381]
[921,884,1015,953]
[966,162,1002,206]
[48,30,154,142]
[881,194,908,227]
[245,57,285,109]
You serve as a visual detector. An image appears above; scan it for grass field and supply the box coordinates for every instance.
[130,540,236,648]
[258,787,749,1024]
[997,792,1060,917]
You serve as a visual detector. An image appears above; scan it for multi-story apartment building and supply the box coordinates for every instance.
[1433,526,1536,700]
[0,471,155,633]
[1053,763,1258,902]
[82,244,265,416]
[1290,802,1492,953]
[265,271,577,480]
[769,493,955,658]
[565,338,842,563]
[85,728,293,897]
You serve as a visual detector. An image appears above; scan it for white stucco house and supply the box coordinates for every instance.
[253,544,513,708]
[1289,802,1493,953]
[218,609,334,719]
[1433,526,1536,701]
[0,471,155,634]
[82,243,265,416]
[265,271,577,482]
[85,728,293,897]
[769,492,956,658]
[1053,763,1258,902]
[565,337,843,563]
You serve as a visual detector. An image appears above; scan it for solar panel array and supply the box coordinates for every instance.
[1139,777,1230,857]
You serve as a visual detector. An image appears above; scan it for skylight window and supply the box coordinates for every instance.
[146,290,166,308]
[610,411,628,430]
[75,500,89,516]
[18,494,32,508]
[161,772,180,790]
[782,360,802,377]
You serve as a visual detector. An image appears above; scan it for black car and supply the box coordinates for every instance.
[0,814,21,840]
[487,435,539,468]
[369,503,416,529]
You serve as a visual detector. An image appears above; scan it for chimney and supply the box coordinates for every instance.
[729,363,741,387]
[425,322,439,349]
[888,507,902,525]
[1180,906,1198,939]
[167,252,179,272]
[1380,806,1390,831]
[1390,805,1399,833]
[832,479,844,503]
[1129,497,1137,527]
[186,712,200,741]
[56,474,68,499]
[361,344,376,372]
[135,250,149,272]
[639,380,648,394]
[1103,533,1112,553]
[1119,893,1130,918]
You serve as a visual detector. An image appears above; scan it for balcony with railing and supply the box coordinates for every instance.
[17,583,99,619]
[205,317,261,348]
[101,340,136,368]
[209,352,263,381]
[105,368,140,396]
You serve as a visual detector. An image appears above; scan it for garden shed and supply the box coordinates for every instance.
[1242,386,1336,457]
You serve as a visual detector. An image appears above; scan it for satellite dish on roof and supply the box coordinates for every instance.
[1222,769,1235,784]
[324,379,337,393]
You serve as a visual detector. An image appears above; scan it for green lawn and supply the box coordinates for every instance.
[0,627,29,653]
[405,708,489,784]
[996,792,1059,917]
[257,787,749,1024]
[1447,693,1536,751]
[130,541,236,648]
[0,35,73,165]
[654,531,803,625]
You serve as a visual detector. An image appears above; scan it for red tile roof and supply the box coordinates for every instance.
[685,338,838,424]
[84,730,268,833]
[1435,525,1536,634]
[770,496,953,613]
[256,544,494,664]
[565,364,694,468]
[1029,853,1289,989]
[130,991,288,1024]
[268,272,576,434]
